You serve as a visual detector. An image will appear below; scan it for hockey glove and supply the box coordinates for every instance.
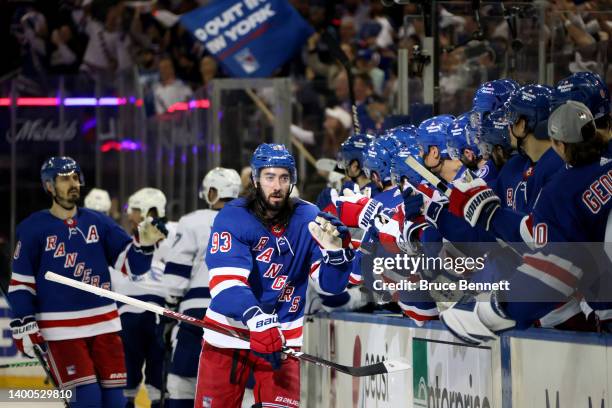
[334,188,382,230]
[10,316,45,358]
[368,209,405,254]
[448,178,500,229]
[439,292,515,345]
[243,307,285,370]
[399,216,429,255]
[402,187,424,220]
[137,217,169,247]
[308,212,355,266]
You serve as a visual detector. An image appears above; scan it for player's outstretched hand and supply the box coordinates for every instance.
[333,187,382,230]
[243,307,285,370]
[137,217,168,247]
[448,178,500,229]
[10,316,45,358]
[309,212,355,265]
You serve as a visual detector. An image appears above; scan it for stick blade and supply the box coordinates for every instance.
[383,358,412,373]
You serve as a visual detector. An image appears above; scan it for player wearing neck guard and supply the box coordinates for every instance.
[194,144,353,408]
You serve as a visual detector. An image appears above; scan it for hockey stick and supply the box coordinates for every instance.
[404,155,452,197]
[0,280,70,407]
[45,272,410,377]
[0,360,41,369]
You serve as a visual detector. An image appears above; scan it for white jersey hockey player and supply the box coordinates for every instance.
[110,187,176,408]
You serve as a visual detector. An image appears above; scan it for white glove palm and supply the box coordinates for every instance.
[137,217,168,247]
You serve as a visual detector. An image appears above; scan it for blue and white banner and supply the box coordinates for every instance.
[180,0,313,77]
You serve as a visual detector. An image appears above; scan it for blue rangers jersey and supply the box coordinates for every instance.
[203,198,351,349]
[9,208,153,340]
[503,154,612,327]
[488,148,564,243]
[163,209,218,319]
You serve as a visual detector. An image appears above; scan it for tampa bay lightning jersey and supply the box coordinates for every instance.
[476,158,499,186]
[164,209,218,319]
[9,208,153,340]
[203,198,351,349]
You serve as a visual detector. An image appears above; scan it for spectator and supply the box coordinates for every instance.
[50,25,79,74]
[153,56,193,114]
[339,17,357,45]
[355,48,385,95]
[322,106,352,158]
[199,55,218,88]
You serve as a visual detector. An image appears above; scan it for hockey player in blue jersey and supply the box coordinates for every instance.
[440,101,612,344]
[9,157,167,408]
[194,144,354,408]
[163,167,241,408]
[446,85,595,330]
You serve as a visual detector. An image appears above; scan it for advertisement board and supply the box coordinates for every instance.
[511,336,609,408]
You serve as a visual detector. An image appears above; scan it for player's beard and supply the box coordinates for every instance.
[54,187,80,210]
[247,184,295,228]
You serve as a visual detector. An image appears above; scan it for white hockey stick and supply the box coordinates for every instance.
[45,272,410,377]
[405,156,452,197]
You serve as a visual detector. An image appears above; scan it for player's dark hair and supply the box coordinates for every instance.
[245,183,296,229]
[563,121,607,167]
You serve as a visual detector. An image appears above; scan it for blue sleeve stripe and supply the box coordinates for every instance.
[164,262,192,279]
[184,287,211,300]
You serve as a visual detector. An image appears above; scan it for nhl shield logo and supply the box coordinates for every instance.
[234,48,259,74]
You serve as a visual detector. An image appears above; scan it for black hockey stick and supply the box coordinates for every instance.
[45,272,410,377]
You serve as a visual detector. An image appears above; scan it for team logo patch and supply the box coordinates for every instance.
[202,397,213,408]
[234,48,259,74]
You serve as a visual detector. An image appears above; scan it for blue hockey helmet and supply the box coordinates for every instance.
[446,113,474,160]
[471,80,515,128]
[389,125,418,149]
[250,143,297,183]
[498,78,520,93]
[551,72,610,120]
[363,136,397,182]
[338,133,375,170]
[504,84,552,139]
[478,109,511,156]
[391,146,423,187]
[417,117,451,157]
[40,156,84,193]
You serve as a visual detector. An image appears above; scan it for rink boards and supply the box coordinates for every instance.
[302,312,611,408]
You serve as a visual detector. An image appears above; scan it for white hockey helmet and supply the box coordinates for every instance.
[127,187,167,218]
[84,188,111,214]
[199,167,241,206]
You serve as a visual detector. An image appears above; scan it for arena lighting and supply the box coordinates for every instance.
[100,139,144,152]
[0,97,210,111]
